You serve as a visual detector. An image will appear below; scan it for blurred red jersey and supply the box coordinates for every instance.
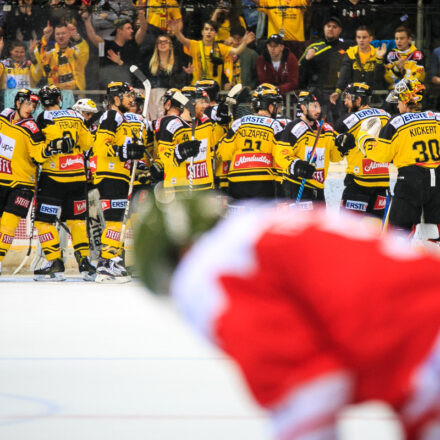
[171,206,440,440]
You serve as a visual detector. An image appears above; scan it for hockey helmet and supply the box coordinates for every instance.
[181,85,210,103]
[251,87,283,113]
[195,79,220,102]
[72,98,98,114]
[297,90,319,106]
[106,81,134,99]
[255,83,279,94]
[342,82,372,105]
[394,78,425,104]
[162,87,186,112]
[14,88,39,107]
[38,85,61,107]
[134,191,225,294]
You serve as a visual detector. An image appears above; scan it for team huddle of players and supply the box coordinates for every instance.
[0,75,438,282]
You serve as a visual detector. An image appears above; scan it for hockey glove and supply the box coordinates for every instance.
[215,101,230,125]
[149,162,164,182]
[290,159,316,179]
[174,140,201,163]
[335,133,355,156]
[118,143,145,161]
[45,137,75,156]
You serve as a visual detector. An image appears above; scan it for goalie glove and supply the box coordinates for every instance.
[174,140,201,163]
[357,116,382,156]
[118,143,145,161]
[357,131,377,157]
[289,159,316,179]
[335,133,355,156]
[44,137,75,156]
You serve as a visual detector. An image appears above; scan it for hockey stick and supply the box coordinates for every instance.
[13,165,41,275]
[296,118,324,204]
[119,66,151,246]
[226,83,243,117]
[187,99,196,192]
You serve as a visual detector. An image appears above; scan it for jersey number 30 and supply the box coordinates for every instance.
[412,139,440,163]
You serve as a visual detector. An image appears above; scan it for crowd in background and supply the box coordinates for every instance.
[0,0,439,118]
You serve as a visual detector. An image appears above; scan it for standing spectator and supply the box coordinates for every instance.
[179,0,217,40]
[2,0,45,45]
[225,25,258,90]
[257,34,298,96]
[250,0,312,59]
[299,16,351,122]
[384,26,425,91]
[136,0,183,56]
[242,0,259,33]
[429,44,440,110]
[145,34,192,120]
[169,19,255,87]
[81,10,148,87]
[210,0,247,44]
[330,26,386,105]
[0,39,39,89]
[31,21,89,90]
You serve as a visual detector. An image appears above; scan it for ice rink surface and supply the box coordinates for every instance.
[0,280,270,440]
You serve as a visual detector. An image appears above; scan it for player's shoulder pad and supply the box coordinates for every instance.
[289,119,309,138]
[271,119,284,135]
[164,115,186,134]
[230,117,242,132]
[389,114,404,129]
[70,109,85,121]
[18,118,39,134]
[98,110,123,131]
[47,109,78,119]
[0,108,14,119]
[411,50,423,61]
[322,122,334,132]
[124,112,144,123]
[199,114,210,124]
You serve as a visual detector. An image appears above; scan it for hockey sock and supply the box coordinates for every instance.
[66,220,90,258]
[0,212,21,261]
[100,221,122,259]
[35,221,61,260]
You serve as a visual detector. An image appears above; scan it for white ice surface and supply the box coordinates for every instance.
[0,281,269,440]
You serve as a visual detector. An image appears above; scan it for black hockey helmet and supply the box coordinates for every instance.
[38,85,61,107]
[251,88,283,113]
[106,81,134,99]
[195,79,220,102]
[297,90,319,107]
[14,88,39,108]
[343,82,372,105]
[181,85,210,103]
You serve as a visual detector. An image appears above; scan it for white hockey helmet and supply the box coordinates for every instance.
[73,98,98,114]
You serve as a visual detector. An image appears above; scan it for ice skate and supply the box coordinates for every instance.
[74,251,96,281]
[95,256,131,284]
[33,258,66,281]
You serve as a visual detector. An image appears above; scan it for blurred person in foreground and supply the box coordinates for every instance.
[135,191,440,440]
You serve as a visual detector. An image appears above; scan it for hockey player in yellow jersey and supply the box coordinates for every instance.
[92,82,145,283]
[360,78,440,235]
[334,83,391,218]
[155,86,217,192]
[275,91,350,205]
[216,87,284,199]
[32,85,95,281]
[0,89,45,274]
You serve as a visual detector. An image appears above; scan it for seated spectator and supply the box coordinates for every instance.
[210,0,247,44]
[330,26,386,104]
[145,34,192,120]
[31,21,89,90]
[298,16,351,122]
[257,34,298,95]
[0,39,39,89]
[136,0,183,56]
[250,0,312,59]
[81,9,148,87]
[225,25,258,90]
[169,19,255,87]
[2,0,45,45]
[384,26,425,90]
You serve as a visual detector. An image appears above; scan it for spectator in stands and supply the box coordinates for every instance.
[88,0,135,41]
[257,34,298,95]
[179,0,217,39]
[225,25,258,90]
[298,16,351,122]
[250,0,312,59]
[137,0,183,56]
[0,39,39,89]
[169,19,255,87]
[384,26,425,91]
[242,0,258,33]
[305,0,330,41]
[210,0,247,44]
[2,0,45,45]
[145,34,192,120]
[31,21,89,90]
[81,10,148,87]
[330,26,386,104]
